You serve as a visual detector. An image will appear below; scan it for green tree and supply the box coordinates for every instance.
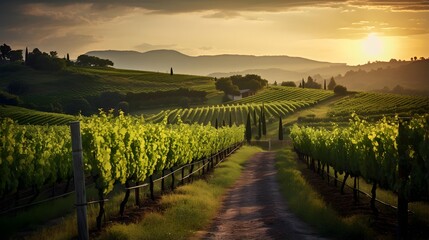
[305,76,322,89]
[281,81,296,87]
[25,47,28,64]
[0,43,11,60]
[278,116,283,140]
[245,112,252,143]
[170,67,173,75]
[76,54,113,67]
[8,50,23,62]
[273,81,277,86]
[324,79,327,90]
[328,77,336,90]
[333,85,347,95]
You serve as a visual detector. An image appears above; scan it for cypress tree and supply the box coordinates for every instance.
[222,119,226,127]
[229,112,233,127]
[215,118,218,129]
[245,112,252,143]
[302,78,305,88]
[170,67,173,75]
[278,116,283,140]
[261,104,267,136]
[67,53,70,62]
[324,79,327,90]
[258,117,262,139]
[25,47,28,65]
[253,109,257,126]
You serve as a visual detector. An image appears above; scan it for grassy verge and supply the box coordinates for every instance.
[99,145,262,240]
[275,148,374,240]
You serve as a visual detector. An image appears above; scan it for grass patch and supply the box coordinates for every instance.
[275,148,374,240]
[98,145,262,240]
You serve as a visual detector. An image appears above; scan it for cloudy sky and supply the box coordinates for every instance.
[1,0,428,65]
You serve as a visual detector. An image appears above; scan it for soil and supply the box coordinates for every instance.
[195,150,429,240]
[196,152,327,240]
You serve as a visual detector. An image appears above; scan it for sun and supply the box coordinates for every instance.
[362,33,383,58]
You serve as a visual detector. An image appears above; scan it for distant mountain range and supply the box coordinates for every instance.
[86,50,428,94]
[86,49,344,77]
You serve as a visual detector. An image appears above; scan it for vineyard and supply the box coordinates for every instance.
[146,87,334,125]
[0,112,244,230]
[0,65,216,107]
[328,92,429,117]
[290,114,429,236]
[0,105,75,125]
[236,86,333,104]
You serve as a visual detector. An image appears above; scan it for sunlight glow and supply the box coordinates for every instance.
[362,33,382,58]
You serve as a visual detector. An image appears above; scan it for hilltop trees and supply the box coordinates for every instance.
[76,54,114,67]
[281,81,296,87]
[26,48,66,71]
[0,44,12,60]
[304,76,322,89]
[216,74,268,96]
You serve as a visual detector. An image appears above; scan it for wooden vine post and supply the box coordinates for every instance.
[70,121,89,240]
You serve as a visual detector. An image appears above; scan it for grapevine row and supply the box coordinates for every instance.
[0,112,244,200]
[290,114,429,202]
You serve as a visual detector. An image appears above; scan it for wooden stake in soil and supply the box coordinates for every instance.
[70,121,89,240]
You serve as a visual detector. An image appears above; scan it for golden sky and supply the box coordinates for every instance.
[1,1,428,65]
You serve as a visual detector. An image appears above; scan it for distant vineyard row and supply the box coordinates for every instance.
[0,105,75,125]
[329,92,429,117]
[147,87,335,125]
[147,100,314,125]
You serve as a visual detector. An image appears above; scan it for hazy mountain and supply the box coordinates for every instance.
[336,59,429,95]
[86,49,427,94]
[86,49,344,76]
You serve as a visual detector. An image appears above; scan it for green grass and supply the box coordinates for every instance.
[275,147,374,240]
[99,146,262,240]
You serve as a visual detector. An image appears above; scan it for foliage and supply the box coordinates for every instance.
[281,81,297,87]
[0,113,244,198]
[333,85,347,95]
[303,76,322,89]
[328,92,428,117]
[0,43,12,60]
[290,114,429,200]
[26,48,66,71]
[76,54,114,67]
[215,74,268,95]
[328,77,336,90]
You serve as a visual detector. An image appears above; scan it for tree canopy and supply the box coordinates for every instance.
[76,55,114,67]
[215,74,267,95]
[26,48,66,71]
[328,77,337,90]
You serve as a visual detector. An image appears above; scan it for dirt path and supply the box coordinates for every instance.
[199,152,326,240]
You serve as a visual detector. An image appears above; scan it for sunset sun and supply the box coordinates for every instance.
[362,33,383,58]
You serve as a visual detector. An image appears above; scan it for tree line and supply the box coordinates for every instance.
[0,43,113,71]
[275,76,347,95]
